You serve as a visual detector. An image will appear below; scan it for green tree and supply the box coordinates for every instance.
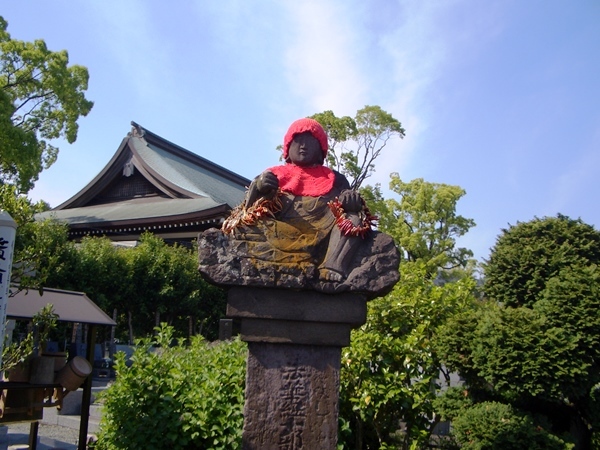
[483,214,600,308]
[339,262,476,449]
[311,106,405,189]
[0,16,93,192]
[450,401,574,450]
[338,176,477,449]
[45,233,227,343]
[0,183,73,290]
[120,233,226,342]
[364,175,475,278]
[45,236,133,346]
[436,215,600,449]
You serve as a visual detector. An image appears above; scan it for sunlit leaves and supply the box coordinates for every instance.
[0,16,93,191]
[365,175,475,277]
[0,183,71,291]
[96,324,246,449]
[311,106,404,190]
[339,262,477,448]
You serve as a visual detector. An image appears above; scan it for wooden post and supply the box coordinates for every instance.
[78,324,96,450]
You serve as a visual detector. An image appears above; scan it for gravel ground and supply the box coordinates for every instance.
[6,422,81,449]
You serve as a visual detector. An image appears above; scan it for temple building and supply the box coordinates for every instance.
[37,122,249,245]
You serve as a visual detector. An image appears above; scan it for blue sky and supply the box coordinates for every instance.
[3,1,599,263]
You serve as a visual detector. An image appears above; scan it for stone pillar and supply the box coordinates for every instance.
[227,287,367,450]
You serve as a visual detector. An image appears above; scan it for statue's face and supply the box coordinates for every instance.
[287,132,323,166]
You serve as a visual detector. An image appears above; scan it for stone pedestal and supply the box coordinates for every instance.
[227,287,367,450]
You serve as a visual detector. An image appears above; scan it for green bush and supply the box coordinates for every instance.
[484,214,600,308]
[451,402,574,450]
[95,324,247,449]
[433,387,473,423]
[338,262,477,449]
[438,216,600,447]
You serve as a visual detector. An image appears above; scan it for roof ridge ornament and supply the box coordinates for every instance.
[130,121,146,138]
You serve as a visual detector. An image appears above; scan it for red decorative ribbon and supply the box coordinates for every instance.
[328,198,377,238]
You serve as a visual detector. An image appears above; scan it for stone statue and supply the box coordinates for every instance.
[198,118,399,298]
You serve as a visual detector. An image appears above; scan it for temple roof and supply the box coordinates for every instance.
[37,122,250,242]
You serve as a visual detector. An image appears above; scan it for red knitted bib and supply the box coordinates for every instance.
[268,164,335,197]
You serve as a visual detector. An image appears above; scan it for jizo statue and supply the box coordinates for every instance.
[199,118,399,298]
[198,118,400,449]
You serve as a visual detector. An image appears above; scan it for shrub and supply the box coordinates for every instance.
[95,324,246,449]
[484,214,600,308]
[451,402,574,450]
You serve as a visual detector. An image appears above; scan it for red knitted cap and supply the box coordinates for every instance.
[283,118,328,159]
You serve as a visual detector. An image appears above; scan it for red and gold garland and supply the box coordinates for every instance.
[328,198,377,238]
[222,192,377,238]
[221,194,283,235]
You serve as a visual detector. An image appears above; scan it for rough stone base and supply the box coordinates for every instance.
[243,342,341,450]
[198,227,400,298]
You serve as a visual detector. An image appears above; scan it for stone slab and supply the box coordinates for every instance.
[240,318,352,347]
[243,342,340,450]
[227,287,367,326]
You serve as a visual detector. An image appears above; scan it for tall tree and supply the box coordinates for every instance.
[311,105,405,189]
[436,215,600,449]
[484,214,600,308]
[364,174,475,278]
[0,16,93,192]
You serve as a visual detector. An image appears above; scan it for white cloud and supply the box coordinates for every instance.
[362,2,449,184]
[280,0,367,116]
[85,1,176,102]
[371,0,509,184]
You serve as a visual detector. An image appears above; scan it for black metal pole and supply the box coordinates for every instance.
[28,421,39,450]
[78,324,96,450]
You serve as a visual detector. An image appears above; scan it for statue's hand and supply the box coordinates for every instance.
[339,190,363,213]
[256,171,279,197]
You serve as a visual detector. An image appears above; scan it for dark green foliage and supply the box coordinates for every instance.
[436,215,600,448]
[536,264,600,363]
[438,303,590,403]
[95,325,246,450]
[451,402,574,450]
[338,262,477,449]
[433,386,473,422]
[44,233,227,342]
[484,214,600,308]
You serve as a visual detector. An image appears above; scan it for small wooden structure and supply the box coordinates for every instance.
[2,288,116,449]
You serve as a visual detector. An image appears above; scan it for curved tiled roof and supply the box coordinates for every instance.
[40,197,224,224]
[129,137,248,208]
[37,122,250,241]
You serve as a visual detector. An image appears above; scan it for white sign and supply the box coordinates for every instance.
[0,211,17,369]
